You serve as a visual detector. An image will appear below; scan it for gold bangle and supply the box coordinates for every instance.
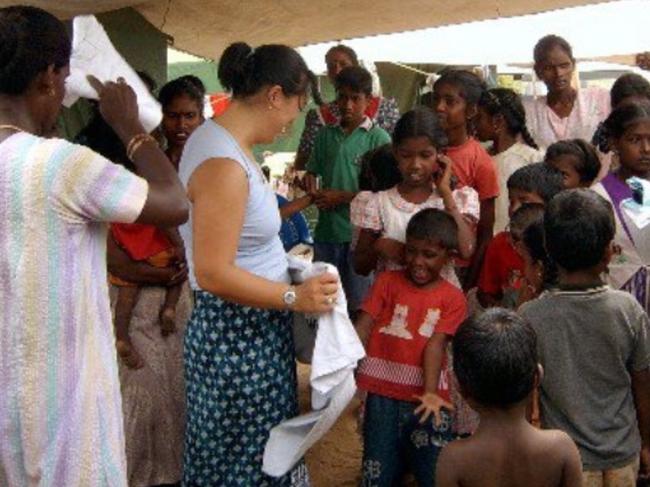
[126,133,156,161]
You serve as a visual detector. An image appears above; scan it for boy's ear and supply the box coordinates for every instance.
[466,104,478,120]
[602,241,615,267]
[534,363,544,388]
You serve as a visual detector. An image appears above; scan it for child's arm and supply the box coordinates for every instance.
[632,367,650,481]
[463,197,495,289]
[313,189,357,210]
[414,332,454,425]
[435,444,462,487]
[279,194,314,220]
[436,155,475,260]
[354,230,406,276]
[354,311,375,349]
[161,227,186,261]
[558,432,583,487]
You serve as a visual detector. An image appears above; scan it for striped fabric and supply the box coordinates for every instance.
[0,133,148,486]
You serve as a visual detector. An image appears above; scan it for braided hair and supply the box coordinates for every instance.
[478,88,539,149]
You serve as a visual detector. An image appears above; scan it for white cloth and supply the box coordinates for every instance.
[63,15,162,133]
[262,256,365,477]
[493,143,545,233]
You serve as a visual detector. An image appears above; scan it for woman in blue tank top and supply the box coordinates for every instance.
[179,42,339,486]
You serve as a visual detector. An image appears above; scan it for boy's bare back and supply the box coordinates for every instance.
[436,422,582,487]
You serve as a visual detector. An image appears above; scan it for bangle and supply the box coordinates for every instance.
[126,133,157,161]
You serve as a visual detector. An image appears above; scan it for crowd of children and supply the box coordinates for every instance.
[294,39,650,487]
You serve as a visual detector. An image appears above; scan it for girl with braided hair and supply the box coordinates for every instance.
[476,87,544,232]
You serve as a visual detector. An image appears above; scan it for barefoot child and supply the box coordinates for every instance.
[436,308,583,487]
[355,208,467,486]
[109,225,185,368]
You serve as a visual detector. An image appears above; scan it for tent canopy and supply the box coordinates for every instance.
[2,0,609,59]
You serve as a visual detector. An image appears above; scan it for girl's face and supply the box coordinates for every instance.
[475,106,497,142]
[613,120,650,177]
[535,45,575,94]
[433,82,470,133]
[394,136,439,187]
[326,50,355,83]
[546,155,582,189]
[517,242,544,293]
[162,94,203,148]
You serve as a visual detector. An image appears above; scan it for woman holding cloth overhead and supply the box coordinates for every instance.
[0,6,188,486]
[179,42,338,485]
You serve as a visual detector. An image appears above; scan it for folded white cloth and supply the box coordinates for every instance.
[262,256,365,477]
[64,15,162,133]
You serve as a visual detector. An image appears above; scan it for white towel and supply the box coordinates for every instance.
[63,15,163,133]
[262,256,366,477]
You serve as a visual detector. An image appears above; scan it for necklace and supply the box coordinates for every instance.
[0,124,27,133]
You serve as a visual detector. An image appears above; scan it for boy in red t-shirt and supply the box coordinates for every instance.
[477,163,563,309]
[355,208,467,486]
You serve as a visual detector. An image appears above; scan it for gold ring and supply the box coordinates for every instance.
[326,296,334,305]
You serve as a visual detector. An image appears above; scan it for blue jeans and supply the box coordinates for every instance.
[313,242,372,312]
[362,393,453,487]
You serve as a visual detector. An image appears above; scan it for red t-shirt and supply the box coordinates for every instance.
[447,137,499,201]
[478,232,524,305]
[356,271,467,402]
[111,223,172,261]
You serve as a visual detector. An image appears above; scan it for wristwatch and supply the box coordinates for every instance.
[283,285,297,308]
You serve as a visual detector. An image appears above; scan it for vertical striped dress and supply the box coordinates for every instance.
[0,133,148,486]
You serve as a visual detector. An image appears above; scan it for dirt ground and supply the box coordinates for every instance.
[297,363,364,487]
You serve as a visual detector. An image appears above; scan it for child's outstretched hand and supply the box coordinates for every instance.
[413,392,454,426]
[434,154,454,196]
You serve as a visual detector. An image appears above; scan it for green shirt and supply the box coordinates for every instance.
[306,119,391,243]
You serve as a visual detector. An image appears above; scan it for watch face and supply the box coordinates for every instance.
[284,289,297,305]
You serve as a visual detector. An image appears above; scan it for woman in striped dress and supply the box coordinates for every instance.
[0,6,188,486]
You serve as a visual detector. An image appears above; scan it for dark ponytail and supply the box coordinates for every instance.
[478,88,539,149]
[218,42,316,100]
[0,6,71,95]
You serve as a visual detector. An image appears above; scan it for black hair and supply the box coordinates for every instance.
[406,208,459,251]
[544,189,615,272]
[75,113,132,171]
[136,70,157,93]
[533,34,575,66]
[507,162,564,203]
[325,44,359,66]
[392,108,448,150]
[599,100,650,153]
[218,42,314,99]
[358,144,402,192]
[453,309,538,407]
[545,139,601,185]
[610,73,650,109]
[177,74,206,97]
[0,6,71,95]
[522,213,558,290]
[159,76,205,116]
[509,203,545,240]
[478,88,538,149]
[335,66,373,96]
[433,69,486,107]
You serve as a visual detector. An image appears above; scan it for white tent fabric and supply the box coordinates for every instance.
[0,0,610,59]
[298,1,650,71]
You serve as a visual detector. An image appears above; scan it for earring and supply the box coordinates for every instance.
[49,87,56,97]
[268,105,273,110]
[281,125,287,135]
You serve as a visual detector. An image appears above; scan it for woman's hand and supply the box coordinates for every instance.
[294,272,340,314]
[435,154,454,197]
[86,75,143,143]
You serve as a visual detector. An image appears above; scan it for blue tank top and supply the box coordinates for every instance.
[179,119,289,290]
